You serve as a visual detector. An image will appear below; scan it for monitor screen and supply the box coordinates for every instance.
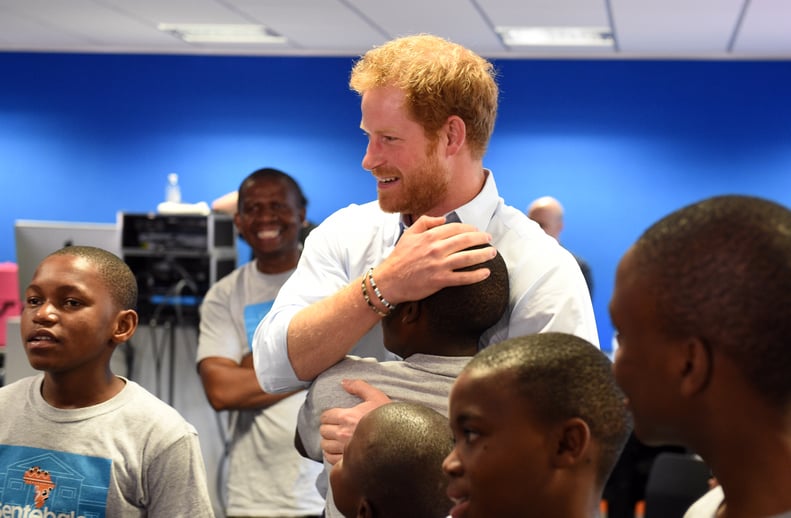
[13,219,121,302]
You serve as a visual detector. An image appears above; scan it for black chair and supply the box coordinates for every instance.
[603,434,687,518]
[643,452,712,518]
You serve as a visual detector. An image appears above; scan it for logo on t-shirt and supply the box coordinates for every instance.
[244,300,275,350]
[23,466,56,508]
[0,445,112,517]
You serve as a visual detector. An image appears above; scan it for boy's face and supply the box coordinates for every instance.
[329,413,370,518]
[443,368,556,518]
[21,254,123,375]
[610,247,680,445]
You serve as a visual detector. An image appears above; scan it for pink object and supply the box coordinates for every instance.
[0,262,22,346]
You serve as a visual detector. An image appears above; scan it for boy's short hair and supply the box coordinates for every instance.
[50,245,138,310]
[354,402,452,518]
[419,246,509,341]
[632,194,791,409]
[466,332,632,484]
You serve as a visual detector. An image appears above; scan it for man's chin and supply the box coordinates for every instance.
[377,198,404,214]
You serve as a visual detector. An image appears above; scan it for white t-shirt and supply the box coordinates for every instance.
[684,486,724,518]
[684,486,791,518]
[197,262,325,516]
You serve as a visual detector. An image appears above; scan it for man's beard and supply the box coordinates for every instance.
[377,149,449,217]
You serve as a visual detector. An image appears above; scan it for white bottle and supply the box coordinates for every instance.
[165,173,181,203]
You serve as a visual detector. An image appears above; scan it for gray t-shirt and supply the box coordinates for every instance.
[298,353,470,518]
[0,375,214,517]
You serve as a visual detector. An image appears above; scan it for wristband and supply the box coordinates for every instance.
[367,267,396,312]
[361,275,389,317]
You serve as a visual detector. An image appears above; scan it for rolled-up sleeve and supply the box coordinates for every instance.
[251,202,399,393]
[252,302,307,393]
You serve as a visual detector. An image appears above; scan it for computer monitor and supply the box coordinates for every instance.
[13,219,121,302]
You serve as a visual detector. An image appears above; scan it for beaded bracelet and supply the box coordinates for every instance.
[367,267,396,312]
[361,275,389,317]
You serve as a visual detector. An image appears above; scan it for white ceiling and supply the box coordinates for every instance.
[0,0,789,60]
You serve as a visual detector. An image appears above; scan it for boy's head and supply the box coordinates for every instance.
[443,333,631,518]
[609,194,791,446]
[381,246,509,359]
[331,401,453,518]
[21,245,138,373]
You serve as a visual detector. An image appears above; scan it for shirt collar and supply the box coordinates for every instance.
[453,169,498,229]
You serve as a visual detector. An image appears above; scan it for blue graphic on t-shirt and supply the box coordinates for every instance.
[244,300,275,351]
[0,444,112,517]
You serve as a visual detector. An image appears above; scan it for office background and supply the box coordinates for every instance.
[2,51,790,515]
[3,52,790,351]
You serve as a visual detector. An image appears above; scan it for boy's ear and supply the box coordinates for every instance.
[111,309,138,344]
[552,417,591,469]
[677,336,712,398]
[399,300,421,325]
[357,498,373,518]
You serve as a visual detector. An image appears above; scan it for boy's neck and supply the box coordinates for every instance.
[708,449,791,518]
[41,371,125,409]
[691,404,791,518]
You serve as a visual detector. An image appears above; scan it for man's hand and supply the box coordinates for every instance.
[376,215,495,304]
[319,379,391,465]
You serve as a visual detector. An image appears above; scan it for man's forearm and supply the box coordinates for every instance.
[287,278,381,381]
[199,358,297,411]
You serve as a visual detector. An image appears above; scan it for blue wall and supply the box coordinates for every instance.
[2,52,790,350]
